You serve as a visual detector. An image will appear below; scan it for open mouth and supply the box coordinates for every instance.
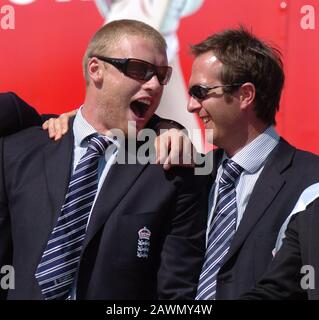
[201,116,211,124]
[130,98,151,119]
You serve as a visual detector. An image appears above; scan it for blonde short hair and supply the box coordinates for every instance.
[83,19,167,85]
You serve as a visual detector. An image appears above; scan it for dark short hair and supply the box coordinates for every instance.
[191,26,285,125]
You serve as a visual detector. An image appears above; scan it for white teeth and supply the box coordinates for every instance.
[201,117,210,124]
[137,99,151,106]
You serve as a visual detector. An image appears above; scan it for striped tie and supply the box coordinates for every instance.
[35,134,111,300]
[196,159,243,300]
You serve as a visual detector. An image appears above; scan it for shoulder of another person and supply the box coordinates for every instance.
[3,126,55,155]
[292,197,319,229]
[293,146,319,163]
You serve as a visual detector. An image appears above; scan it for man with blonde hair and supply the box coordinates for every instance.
[0,19,206,300]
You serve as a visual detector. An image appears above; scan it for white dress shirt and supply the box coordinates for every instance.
[206,126,280,245]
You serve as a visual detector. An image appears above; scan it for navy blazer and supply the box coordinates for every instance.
[209,141,319,299]
[241,198,319,300]
[0,119,207,300]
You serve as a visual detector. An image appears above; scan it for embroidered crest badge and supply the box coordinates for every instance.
[137,226,151,258]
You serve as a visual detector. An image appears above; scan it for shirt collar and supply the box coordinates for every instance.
[223,126,280,174]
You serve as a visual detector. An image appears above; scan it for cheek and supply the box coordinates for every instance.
[202,101,219,121]
[105,74,139,102]
[205,100,237,124]
[153,92,163,110]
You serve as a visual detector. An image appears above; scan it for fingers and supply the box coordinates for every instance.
[155,129,196,170]
[42,118,56,139]
[155,130,171,167]
[166,131,196,169]
[42,120,49,130]
[56,114,69,140]
[42,113,70,141]
[163,129,183,170]
[53,115,64,141]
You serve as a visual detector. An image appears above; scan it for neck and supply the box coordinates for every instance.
[224,121,269,157]
[81,95,112,136]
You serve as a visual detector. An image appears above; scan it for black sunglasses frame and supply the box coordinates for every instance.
[189,83,243,100]
[90,55,172,85]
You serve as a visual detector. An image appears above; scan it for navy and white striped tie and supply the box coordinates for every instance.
[35,134,111,300]
[196,159,243,300]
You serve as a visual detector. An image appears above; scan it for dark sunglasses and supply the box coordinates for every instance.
[90,55,172,85]
[188,83,243,100]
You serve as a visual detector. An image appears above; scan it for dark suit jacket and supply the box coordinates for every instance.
[0,92,42,136]
[241,199,319,300]
[209,139,319,299]
[0,120,207,300]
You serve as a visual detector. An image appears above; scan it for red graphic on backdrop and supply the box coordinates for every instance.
[0,0,318,153]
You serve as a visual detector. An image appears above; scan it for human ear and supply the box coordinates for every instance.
[87,57,103,84]
[239,82,255,109]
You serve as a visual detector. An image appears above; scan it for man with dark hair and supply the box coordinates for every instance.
[0,19,206,300]
[185,27,319,300]
[189,27,284,126]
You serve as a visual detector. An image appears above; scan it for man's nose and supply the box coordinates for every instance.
[187,96,202,113]
[143,75,162,90]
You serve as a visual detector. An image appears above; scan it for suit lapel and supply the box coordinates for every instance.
[43,118,74,223]
[223,139,296,264]
[82,146,147,249]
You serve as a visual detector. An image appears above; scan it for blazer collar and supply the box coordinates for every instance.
[44,117,75,224]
